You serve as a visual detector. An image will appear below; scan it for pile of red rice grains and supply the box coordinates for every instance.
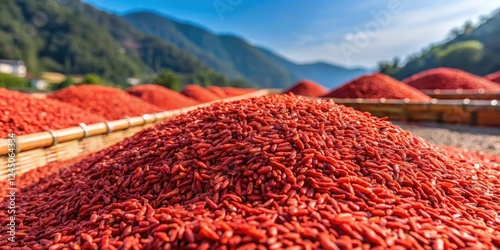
[222,87,256,97]
[484,71,500,84]
[48,85,163,120]
[0,88,105,138]
[181,84,222,103]
[283,80,328,97]
[207,86,228,99]
[127,84,200,110]
[324,73,431,101]
[403,68,500,91]
[2,94,500,249]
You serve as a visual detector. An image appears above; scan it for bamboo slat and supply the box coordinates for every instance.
[328,98,500,126]
[421,89,500,100]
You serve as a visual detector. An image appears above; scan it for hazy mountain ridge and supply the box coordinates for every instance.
[123,11,369,88]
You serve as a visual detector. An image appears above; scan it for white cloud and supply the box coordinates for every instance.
[280,1,499,68]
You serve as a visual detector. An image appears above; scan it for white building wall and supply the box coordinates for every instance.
[0,64,14,75]
[13,65,27,77]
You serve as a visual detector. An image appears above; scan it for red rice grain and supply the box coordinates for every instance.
[283,80,328,97]
[127,84,200,110]
[0,88,105,137]
[207,86,228,98]
[1,94,499,249]
[48,85,163,120]
[403,68,500,91]
[181,84,222,103]
[324,73,431,101]
[484,71,500,84]
[222,87,256,97]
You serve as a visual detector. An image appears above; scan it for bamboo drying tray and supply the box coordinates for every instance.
[0,89,270,179]
[421,89,500,100]
[327,98,500,127]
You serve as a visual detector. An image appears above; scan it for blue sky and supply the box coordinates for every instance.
[82,0,499,68]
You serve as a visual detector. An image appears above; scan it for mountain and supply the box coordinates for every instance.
[380,9,500,79]
[123,11,368,89]
[0,0,214,83]
[258,47,369,89]
[0,0,368,88]
[123,12,296,88]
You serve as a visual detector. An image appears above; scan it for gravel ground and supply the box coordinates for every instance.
[393,121,500,155]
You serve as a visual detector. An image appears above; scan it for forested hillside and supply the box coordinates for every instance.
[379,9,500,79]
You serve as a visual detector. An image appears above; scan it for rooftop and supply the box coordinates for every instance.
[0,59,25,66]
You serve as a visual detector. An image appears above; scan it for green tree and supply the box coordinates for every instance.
[154,69,181,91]
[0,73,31,89]
[81,73,103,84]
[182,70,229,87]
[378,57,401,76]
[51,77,74,90]
[437,40,484,69]
[228,79,250,88]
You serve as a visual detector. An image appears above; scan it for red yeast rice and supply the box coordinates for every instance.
[0,88,105,137]
[48,85,163,120]
[181,84,222,103]
[485,71,500,84]
[1,94,499,249]
[221,87,256,97]
[283,80,328,97]
[324,73,431,101]
[207,86,228,98]
[127,84,200,110]
[403,68,500,91]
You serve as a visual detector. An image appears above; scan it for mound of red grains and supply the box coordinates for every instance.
[207,86,228,98]
[127,84,200,110]
[222,87,256,97]
[324,73,431,101]
[439,146,500,165]
[2,94,500,249]
[284,80,328,97]
[403,68,500,91]
[48,85,163,120]
[181,84,222,103]
[485,71,500,84]
[0,88,105,137]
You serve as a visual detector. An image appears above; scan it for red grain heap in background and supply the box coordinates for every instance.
[283,80,328,97]
[439,145,500,165]
[2,94,499,249]
[48,85,163,120]
[222,86,256,97]
[181,84,222,103]
[403,67,500,91]
[0,88,105,137]
[484,71,500,84]
[324,73,431,101]
[127,84,200,110]
[207,86,228,98]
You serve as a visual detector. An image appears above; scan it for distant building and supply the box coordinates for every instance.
[0,59,27,78]
[127,78,140,86]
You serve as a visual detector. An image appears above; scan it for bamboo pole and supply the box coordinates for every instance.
[421,89,500,100]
